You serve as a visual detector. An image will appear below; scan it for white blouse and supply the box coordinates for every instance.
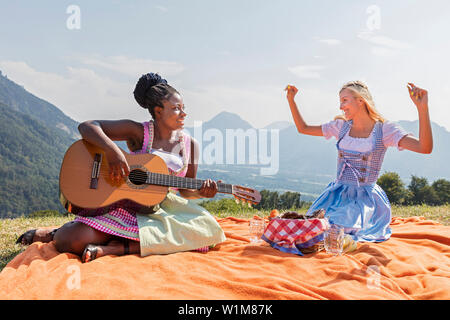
[150,149,184,172]
[321,119,410,153]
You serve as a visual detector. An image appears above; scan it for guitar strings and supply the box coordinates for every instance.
[62,165,203,183]
[75,186,252,201]
[61,166,234,193]
[67,172,232,191]
[66,170,231,189]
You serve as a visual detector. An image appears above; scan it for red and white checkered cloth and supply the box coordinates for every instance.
[262,218,330,255]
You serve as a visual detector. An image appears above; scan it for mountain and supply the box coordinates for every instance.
[382,120,450,183]
[0,71,80,139]
[187,111,450,200]
[185,111,253,133]
[275,120,449,183]
[264,121,292,130]
[0,102,75,217]
[0,69,448,216]
[0,71,80,217]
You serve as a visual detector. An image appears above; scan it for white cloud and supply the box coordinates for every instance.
[313,36,341,46]
[288,65,325,79]
[2,59,449,134]
[318,39,341,46]
[181,83,343,130]
[77,55,185,77]
[357,30,412,56]
[155,5,168,12]
[0,60,147,122]
[358,31,411,49]
[0,60,293,129]
[0,55,186,123]
[370,46,396,57]
[181,85,289,128]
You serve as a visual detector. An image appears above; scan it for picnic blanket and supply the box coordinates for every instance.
[0,216,449,300]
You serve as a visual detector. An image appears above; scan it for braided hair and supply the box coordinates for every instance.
[133,73,180,119]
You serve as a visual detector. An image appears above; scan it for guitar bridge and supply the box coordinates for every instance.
[90,153,102,189]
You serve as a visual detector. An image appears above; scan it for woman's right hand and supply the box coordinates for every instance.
[285,84,299,101]
[105,147,130,183]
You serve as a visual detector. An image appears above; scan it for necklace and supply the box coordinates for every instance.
[148,120,188,176]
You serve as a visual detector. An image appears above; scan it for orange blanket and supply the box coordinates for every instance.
[1,216,449,300]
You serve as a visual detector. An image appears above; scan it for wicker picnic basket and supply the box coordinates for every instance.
[266,209,328,254]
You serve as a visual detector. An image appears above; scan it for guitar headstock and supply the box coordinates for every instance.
[232,185,261,208]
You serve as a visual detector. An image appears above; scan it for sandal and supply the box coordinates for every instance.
[16,229,36,245]
[16,228,58,245]
[81,244,98,263]
[81,240,130,263]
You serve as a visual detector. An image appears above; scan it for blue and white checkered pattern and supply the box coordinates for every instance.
[336,121,387,186]
[306,120,393,242]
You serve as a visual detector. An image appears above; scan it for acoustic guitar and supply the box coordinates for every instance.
[59,140,261,213]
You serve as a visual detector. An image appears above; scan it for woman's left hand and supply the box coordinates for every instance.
[408,83,428,110]
[199,179,222,198]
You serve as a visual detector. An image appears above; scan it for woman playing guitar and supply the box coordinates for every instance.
[17,73,227,262]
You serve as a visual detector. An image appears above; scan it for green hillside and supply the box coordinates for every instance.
[0,102,75,217]
[0,71,79,139]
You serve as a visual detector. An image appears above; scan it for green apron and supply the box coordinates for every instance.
[136,192,226,256]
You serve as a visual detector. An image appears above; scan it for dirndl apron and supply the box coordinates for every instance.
[306,121,392,242]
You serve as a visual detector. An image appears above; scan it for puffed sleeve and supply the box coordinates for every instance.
[321,119,345,140]
[382,121,411,150]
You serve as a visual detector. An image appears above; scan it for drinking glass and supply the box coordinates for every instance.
[324,224,345,255]
[249,218,265,243]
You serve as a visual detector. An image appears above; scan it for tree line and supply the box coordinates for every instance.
[253,190,307,210]
[252,172,449,211]
[377,172,449,206]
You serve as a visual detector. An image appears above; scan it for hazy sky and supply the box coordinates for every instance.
[1,0,449,131]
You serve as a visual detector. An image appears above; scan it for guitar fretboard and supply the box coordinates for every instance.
[145,172,233,194]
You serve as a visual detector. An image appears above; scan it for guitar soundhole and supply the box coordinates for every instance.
[128,169,147,186]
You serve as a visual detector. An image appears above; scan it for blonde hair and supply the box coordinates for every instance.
[335,80,385,123]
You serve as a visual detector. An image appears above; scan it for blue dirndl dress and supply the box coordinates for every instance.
[306,120,392,242]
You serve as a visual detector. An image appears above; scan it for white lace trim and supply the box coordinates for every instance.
[339,131,374,152]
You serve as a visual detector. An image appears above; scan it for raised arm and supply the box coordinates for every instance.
[398,84,433,154]
[285,85,323,136]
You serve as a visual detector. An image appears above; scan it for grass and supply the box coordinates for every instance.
[1,205,448,272]
[0,212,75,273]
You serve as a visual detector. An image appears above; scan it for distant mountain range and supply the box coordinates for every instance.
[0,70,448,216]
[186,111,450,199]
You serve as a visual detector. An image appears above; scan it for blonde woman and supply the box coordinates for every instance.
[285,81,432,242]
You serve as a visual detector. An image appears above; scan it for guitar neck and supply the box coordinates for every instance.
[145,172,233,194]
